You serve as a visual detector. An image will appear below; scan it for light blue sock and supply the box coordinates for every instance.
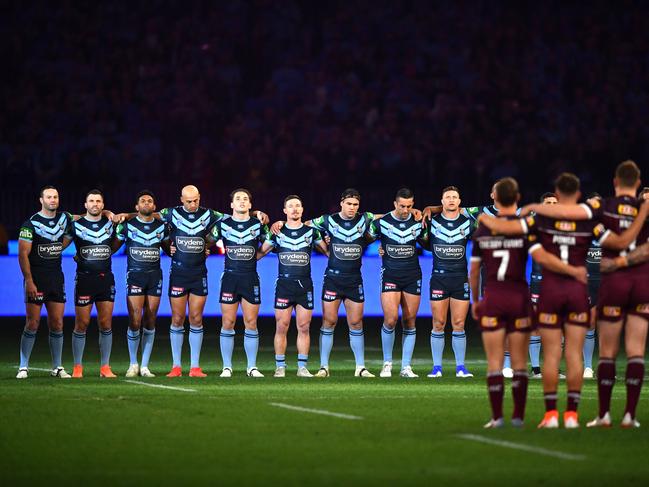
[275,354,286,368]
[141,328,155,368]
[127,328,140,365]
[19,328,37,369]
[319,327,335,367]
[220,328,235,369]
[381,324,395,362]
[169,325,184,368]
[452,331,466,366]
[583,330,596,369]
[48,330,64,369]
[430,331,445,367]
[99,329,112,366]
[529,336,541,368]
[72,331,86,365]
[503,351,511,369]
[244,329,259,369]
[189,325,204,368]
[349,328,365,367]
[402,328,417,368]
[298,354,308,368]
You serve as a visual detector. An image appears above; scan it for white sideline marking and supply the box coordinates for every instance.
[457,434,586,461]
[270,402,363,420]
[28,367,53,372]
[124,380,196,393]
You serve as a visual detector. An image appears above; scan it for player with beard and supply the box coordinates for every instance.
[257,195,328,377]
[17,186,74,379]
[112,191,170,377]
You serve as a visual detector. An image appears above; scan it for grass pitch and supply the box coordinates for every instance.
[1,320,648,485]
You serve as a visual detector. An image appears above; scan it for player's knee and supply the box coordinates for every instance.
[188,312,203,325]
[275,322,289,335]
[383,316,398,328]
[451,321,465,331]
[432,321,445,332]
[25,317,39,332]
[348,321,363,330]
[296,321,310,333]
[47,318,64,332]
[243,319,258,331]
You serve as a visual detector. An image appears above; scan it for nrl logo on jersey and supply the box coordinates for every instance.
[555,221,576,231]
[617,204,637,216]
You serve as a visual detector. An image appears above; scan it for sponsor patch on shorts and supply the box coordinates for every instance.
[602,306,621,318]
[568,312,589,323]
[481,316,498,328]
[221,292,234,302]
[539,313,558,325]
[635,304,649,314]
[77,295,91,305]
[384,282,397,289]
[515,317,531,329]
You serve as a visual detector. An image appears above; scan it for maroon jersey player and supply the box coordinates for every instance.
[470,177,586,429]
[520,161,649,428]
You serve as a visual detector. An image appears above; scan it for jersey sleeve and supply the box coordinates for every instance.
[63,212,74,239]
[211,209,224,221]
[159,207,172,223]
[464,206,482,218]
[18,220,34,242]
[115,223,127,241]
[162,224,170,242]
[310,215,327,231]
[209,222,220,241]
[470,232,482,262]
[521,216,542,254]
[368,219,380,239]
[312,228,323,244]
[580,199,603,220]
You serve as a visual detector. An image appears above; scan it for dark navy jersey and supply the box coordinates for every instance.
[160,206,222,273]
[426,212,476,276]
[266,224,322,279]
[211,215,267,273]
[311,212,374,276]
[116,217,169,272]
[586,240,601,281]
[370,212,424,274]
[71,216,115,274]
[18,211,73,271]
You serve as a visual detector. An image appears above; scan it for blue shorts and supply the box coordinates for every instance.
[220,271,261,304]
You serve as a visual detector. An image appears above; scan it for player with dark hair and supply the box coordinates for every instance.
[471,177,586,428]
[257,195,327,377]
[424,186,476,378]
[209,189,269,377]
[112,190,170,377]
[16,186,74,379]
[371,188,425,378]
[70,190,119,378]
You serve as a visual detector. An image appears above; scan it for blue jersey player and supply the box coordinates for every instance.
[258,195,328,378]
[209,189,269,378]
[372,188,425,378]
[17,186,74,379]
[423,186,476,378]
[113,190,170,378]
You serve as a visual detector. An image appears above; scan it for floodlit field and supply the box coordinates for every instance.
[2,319,648,485]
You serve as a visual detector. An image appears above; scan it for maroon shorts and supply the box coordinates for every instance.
[478,283,533,333]
[537,278,590,328]
[598,267,649,322]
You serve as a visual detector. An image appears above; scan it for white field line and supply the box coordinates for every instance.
[124,380,196,393]
[457,434,586,461]
[269,402,363,420]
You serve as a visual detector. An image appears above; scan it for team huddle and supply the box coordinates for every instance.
[16,160,649,429]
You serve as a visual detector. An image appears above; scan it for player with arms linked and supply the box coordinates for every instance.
[470,178,586,428]
[113,190,170,377]
[258,195,328,377]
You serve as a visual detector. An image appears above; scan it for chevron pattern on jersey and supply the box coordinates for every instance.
[275,230,315,250]
[126,224,166,246]
[220,220,261,244]
[74,219,113,244]
[379,219,422,244]
[327,217,368,242]
[32,213,69,241]
[429,218,472,244]
[171,208,213,235]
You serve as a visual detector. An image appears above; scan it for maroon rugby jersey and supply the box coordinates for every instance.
[588,196,643,259]
[520,201,602,282]
[471,217,534,288]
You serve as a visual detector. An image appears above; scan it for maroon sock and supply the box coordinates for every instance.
[544,391,557,412]
[597,358,616,418]
[567,390,581,412]
[625,357,645,418]
[487,372,504,420]
[511,370,528,420]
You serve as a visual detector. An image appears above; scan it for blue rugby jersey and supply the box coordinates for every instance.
[210,215,267,273]
[116,217,169,272]
[266,224,322,279]
[18,211,73,271]
[71,216,115,273]
[310,212,374,277]
[370,212,424,274]
[159,206,222,273]
[425,212,476,276]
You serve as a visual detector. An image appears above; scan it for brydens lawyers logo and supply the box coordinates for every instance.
[555,221,576,231]
[481,316,498,327]
[617,204,637,216]
[603,306,621,317]
[539,313,558,324]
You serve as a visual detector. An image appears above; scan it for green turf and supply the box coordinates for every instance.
[2,330,648,485]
